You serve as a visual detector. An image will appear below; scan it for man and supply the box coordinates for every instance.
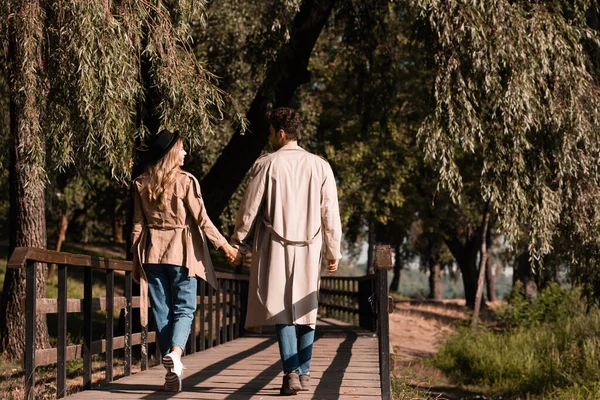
[230,107,342,395]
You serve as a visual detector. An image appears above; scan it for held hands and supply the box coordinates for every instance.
[326,259,339,274]
[223,243,244,266]
[223,243,239,265]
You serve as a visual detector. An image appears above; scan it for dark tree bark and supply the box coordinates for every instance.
[113,216,124,243]
[472,205,491,326]
[389,243,402,292]
[485,246,497,302]
[367,219,376,275]
[484,227,496,302]
[47,213,69,279]
[200,0,338,220]
[513,249,536,299]
[445,236,479,308]
[0,0,51,358]
[428,260,442,300]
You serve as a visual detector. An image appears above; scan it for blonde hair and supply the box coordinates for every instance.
[146,139,183,210]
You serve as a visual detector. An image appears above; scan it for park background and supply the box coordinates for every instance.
[2,0,600,398]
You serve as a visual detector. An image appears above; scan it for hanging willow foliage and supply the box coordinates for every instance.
[2,0,247,184]
[416,0,600,260]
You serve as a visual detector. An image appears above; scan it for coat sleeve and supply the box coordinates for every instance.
[321,163,342,260]
[184,175,227,249]
[131,183,145,252]
[230,159,268,252]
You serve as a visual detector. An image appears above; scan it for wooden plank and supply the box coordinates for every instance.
[124,271,132,376]
[105,270,114,382]
[35,294,234,314]
[200,281,205,351]
[375,245,393,400]
[35,332,157,367]
[215,271,249,281]
[83,268,92,389]
[8,246,131,271]
[24,261,36,400]
[57,264,67,398]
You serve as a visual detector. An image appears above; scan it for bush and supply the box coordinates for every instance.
[432,284,600,398]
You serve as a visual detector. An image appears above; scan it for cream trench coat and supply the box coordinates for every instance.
[231,142,342,329]
[131,170,226,328]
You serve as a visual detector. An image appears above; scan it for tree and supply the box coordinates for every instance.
[0,0,242,359]
[416,0,600,266]
[199,0,338,221]
[1,0,52,357]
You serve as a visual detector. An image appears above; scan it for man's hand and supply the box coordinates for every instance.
[326,259,339,274]
[231,252,244,266]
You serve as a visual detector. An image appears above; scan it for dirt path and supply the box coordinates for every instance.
[390,299,495,399]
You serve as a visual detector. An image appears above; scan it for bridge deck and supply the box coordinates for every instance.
[66,318,382,399]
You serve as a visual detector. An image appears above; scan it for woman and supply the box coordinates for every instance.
[131,128,238,392]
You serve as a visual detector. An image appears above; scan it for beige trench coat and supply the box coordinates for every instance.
[231,142,342,329]
[131,170,226,327]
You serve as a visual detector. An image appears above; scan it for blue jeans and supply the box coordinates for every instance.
[276,324,315,376]
[144,264,197,356]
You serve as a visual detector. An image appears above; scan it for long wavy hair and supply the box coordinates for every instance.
[146,139,183,210]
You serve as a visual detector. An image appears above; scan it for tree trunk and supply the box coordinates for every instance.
[0,0,50,358]
[485,246,497,302]
[48,213,68,279]
[472,205,491,327]
[366,219,376,275]
[513,249,536,299]
[389,243,402,292]
[428,260,442,300]
[113,216,123,243]
[446,237,479,308]
[200,0,338,220]
[485,226,496,302]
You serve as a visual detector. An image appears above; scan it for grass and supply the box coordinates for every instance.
[431,283,600,399]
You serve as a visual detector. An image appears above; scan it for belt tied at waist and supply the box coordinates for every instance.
[147,223,187,230]
[262,219,321,246]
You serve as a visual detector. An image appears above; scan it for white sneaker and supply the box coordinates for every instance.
[162,352,183,392]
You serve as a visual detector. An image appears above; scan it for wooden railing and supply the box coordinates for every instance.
[319,275,377,330]
[318,245,394,400]
[10,245,393,400]
[7,247,249,400]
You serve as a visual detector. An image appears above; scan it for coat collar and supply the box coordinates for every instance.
[277,141,300,152]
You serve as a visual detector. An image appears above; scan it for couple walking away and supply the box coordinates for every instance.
[131,107,343,395]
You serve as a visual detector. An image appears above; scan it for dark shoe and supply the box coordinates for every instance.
[299,374,310,391]
[280,372,302,395]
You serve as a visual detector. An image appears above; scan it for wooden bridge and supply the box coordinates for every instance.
[8,246,394,400]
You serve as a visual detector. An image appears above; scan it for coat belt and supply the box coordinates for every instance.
[262,219,321,246]
[147,223,186,230]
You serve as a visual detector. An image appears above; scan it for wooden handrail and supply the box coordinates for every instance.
[7,247,250,282]
[7,247,132,271]
[11,246,250,400]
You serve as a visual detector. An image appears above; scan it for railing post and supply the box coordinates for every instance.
[375,245,393,400]
[25,260,36,400]
[83,268,93,389]
[200,281,206,350]
[106,269,114,382]
[124,271,132,376]
[358,278,375,332]
[57,264,68,397]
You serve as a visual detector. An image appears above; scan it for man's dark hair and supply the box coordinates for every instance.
[266,107,301,140]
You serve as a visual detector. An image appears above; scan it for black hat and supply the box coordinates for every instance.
[149,129,180,164]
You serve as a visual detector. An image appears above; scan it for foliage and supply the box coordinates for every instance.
[314,0,428,254]
[416,0,600,263]
[496,281,582,329]
[433,284,600,397]
[2,0,247,187]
